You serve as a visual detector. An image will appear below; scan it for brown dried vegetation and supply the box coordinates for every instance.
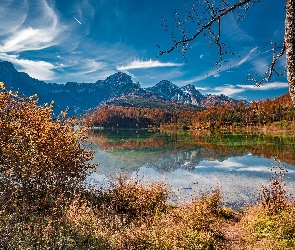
[241,161,295,249]
[0,84,97,248]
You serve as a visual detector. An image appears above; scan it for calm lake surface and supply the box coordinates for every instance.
[87,129,295,207]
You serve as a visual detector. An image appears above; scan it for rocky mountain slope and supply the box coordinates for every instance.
[0,61,243,116]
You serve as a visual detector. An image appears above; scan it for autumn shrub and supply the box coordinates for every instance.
[100,175,169,222]
[241,161,295,249]
[65,185,227,249]
[0,83,97,248]
[259,160,289,215]
[241,203,295,250]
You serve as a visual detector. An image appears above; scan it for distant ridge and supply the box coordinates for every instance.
[0,61,245,116]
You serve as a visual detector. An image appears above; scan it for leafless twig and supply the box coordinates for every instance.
[247,40,286,87]
[157,0,253,57]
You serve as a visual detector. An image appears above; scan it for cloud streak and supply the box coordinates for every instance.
[178,47,258,85]
[203,81,288,98]
[237,82,288,90]
[0,0,65,53]
[0,0,68,80]
[73,15,82,25]
[0,1,28,36]
[117,59,183,71]
[208,84,245,97]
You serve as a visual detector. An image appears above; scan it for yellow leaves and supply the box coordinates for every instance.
[0,81,5,90]
[6,144,12,151]
[0,86,97,231]
[72,130,82,140]
[60,110,68,119]
[5,168,13,176]
[29,93,38,102]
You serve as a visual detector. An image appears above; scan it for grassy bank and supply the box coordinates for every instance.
[1,172,295,249]
[0,176,230,249]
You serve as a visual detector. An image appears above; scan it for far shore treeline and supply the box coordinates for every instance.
[85,93,295,131]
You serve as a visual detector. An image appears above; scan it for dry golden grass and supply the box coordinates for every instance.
[241,203,295,250]
[240,161,295,250]
[64,182,228,250]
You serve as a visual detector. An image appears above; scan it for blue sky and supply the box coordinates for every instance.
[0,0,288,101]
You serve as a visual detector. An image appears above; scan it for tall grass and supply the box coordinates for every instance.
[64,179,230,250]
[0,175,233,249]
[241,161,295,249]
[2,164,295,249]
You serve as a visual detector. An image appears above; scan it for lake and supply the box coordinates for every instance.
[87,129,295,208]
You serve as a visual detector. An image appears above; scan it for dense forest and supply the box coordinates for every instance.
[85,105,196,129]
[85,93,295,131]
[192,93,295,130]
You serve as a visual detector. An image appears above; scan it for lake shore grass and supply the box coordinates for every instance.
[1,173,295,249]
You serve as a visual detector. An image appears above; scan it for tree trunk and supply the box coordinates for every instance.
[285,0,295,106]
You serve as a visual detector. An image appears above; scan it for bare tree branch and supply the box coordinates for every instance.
[158,0,294,106]
[222,0,230,8]
[157,0,253,57]
[247,40,286,87]
[207,18,223,61]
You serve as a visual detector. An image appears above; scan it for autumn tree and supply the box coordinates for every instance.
[0,83,96,247]
[158,1,295,106]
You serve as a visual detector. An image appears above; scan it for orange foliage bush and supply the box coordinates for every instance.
[0,82,96,221]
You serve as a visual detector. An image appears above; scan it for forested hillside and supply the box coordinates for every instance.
[85,93,294,130]
[191,93,295,130]
[85,104,196,129]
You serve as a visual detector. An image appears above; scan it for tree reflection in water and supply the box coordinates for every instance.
[88,129,295,207]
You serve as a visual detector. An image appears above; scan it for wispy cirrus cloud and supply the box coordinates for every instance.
[0,0,67,80]
[236,47,257,66]
[0,0,65,53]
[204,81,288,98]
[0,1,28,36]
[177,47,258,85]
[237,81,288,90]
[207,84,246,97]
[58,58,106,78]
[117,59,183,71]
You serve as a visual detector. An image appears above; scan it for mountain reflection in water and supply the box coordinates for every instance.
[88,129,295,208]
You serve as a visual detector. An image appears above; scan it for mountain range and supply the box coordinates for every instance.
[0,61,244,116]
